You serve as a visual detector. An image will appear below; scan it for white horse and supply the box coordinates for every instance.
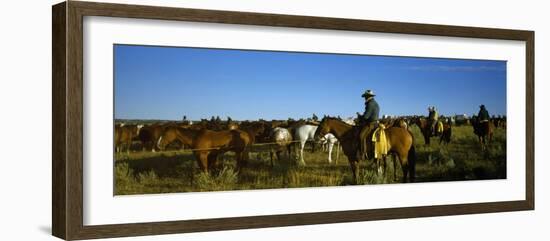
[320,133,339,164]
[294,124,318,166]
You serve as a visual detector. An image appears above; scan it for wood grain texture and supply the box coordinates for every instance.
[71,1,534,40]
[51,1,535,240]
[66,2,85,240]
[74,201,530,240]
[52,2,67,239]
[525,32,535,209]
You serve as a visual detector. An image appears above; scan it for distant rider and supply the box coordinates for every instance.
[428,106,439,135]
[478,105,490,122]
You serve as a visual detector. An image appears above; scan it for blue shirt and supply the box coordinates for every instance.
[363,99,380,123]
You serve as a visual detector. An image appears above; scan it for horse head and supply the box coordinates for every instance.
[411,116,425,128]
[315,117,335,140]
[157,126,178,151]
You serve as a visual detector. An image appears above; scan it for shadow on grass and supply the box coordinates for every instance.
[116,152,196,180]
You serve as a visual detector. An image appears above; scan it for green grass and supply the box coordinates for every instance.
[114,125,506,195]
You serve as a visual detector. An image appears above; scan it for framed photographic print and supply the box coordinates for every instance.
[52,1,534,240]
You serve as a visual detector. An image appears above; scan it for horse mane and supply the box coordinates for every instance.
[304,120,320,126]
[323,116,353,127]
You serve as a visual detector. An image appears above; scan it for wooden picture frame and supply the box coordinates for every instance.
[52,1,534,240]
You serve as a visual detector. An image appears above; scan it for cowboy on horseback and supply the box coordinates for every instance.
[428,106,439,136]
[359,90,380,160]
[478,105,490,122]
[473,104,493,151]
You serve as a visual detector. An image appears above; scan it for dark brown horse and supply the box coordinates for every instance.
[492,117,506,129]
[439,122,452,145]
[239,122,267,144]
[138,123,169,152]
[315,117,416,183]
[412,117,452,145]
[472,119,494,151]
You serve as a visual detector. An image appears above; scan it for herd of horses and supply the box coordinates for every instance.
[114,114,505,184]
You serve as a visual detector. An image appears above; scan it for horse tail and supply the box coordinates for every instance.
[408,144,416,182]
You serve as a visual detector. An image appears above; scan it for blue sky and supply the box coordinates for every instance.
[114,44,506,120]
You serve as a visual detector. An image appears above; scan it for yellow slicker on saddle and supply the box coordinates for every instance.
[437,121,444,133]
[372,124,389,159]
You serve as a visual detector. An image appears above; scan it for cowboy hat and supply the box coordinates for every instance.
[361,90,376,98]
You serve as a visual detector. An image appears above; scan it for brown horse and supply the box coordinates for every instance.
[492,117,506,129]
[193,129,251,173]
[385,118,409,129]
[412,117,452,145]
[139,123,169,152]
[472,119,494,151]
[315,117,416,183]
[114,124,142,153]
[239,122,267,144]
[157,127,251,173]
[157,126,199,151]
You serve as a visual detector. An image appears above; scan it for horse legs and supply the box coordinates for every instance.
[401,162,409,183]
[424,131,430,145]
[393,154,398,182]
[241,150,249,167]
[479,136,486,151]
[270,149,274,167]
[195,151,209,173]
[235,151,243,171]
[478,136,482,150]
[328,143,333,164]
[377,156,385,176]
[395,152,410,183]
[383,156,388,176]
[350,160,358,184]
[335,143,340,165]
[298,141,307,166]
[276,150,282,164]
[125,140,131,154]
[287,145,292,160]
[207,153,218,171]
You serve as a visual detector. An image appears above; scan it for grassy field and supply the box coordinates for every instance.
[114,125,506,195]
